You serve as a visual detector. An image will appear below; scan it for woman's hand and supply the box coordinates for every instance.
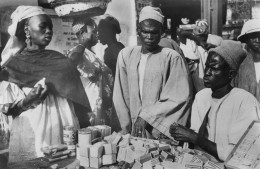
[6,84,48,117]
[22,84,48,108]
[169,123,198,144]
[133,117,147,138]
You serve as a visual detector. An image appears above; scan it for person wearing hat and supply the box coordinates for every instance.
[98,14,125,77]
[113,6,193,140]
[0,6,92,162]
[233,19,260,102]
[192,19,223,47]
[170,40,260,161]
[178,19,223,93]
[67,17,114,127]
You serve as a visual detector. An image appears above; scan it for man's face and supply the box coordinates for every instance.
[203,53,231,90]
[97,21,109,45]
[246,32,260,53]
[139,19,162,52]
[97,26,106,45]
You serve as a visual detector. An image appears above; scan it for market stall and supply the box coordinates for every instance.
[6,124,224,169]
[7,120,260,169]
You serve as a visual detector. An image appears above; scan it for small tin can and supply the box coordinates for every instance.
[78,129,92,147]
[63,126,77,144]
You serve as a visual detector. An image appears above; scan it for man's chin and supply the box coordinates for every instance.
[144,44,158,52]
[203,82,212,88]
[253,48,260,53]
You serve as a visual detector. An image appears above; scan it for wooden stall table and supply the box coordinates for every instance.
[6,157,80,169]
[6,157,119,169]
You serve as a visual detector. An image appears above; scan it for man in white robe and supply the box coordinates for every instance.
[170,40,260,161]
[113,6,193,139]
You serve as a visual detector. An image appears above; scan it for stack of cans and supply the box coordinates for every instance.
[63,125,77,156]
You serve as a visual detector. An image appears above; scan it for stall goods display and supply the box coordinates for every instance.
[225,121,260,169]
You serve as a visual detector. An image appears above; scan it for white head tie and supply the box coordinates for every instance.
[139,6,164,24]
[1,6,46,66]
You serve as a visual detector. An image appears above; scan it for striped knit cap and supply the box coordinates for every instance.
[72,20,85,34]
[208,40,246,71]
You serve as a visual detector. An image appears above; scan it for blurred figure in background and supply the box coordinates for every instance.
[234,19,260,102]
[229,28,241,41]
[98,14,124,77]
[159,29,185,58]
[0,73,13,167]
[67,18,114,126]
[177,19,223,93]
[192,19,223,48]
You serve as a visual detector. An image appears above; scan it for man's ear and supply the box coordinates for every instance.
[137,24,142,36]
[159,28,163,36]
[229,70,236,79]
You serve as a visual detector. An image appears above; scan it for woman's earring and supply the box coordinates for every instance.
[25,32,32,46]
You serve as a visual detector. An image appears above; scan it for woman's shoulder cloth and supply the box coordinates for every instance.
[45,49,67,59]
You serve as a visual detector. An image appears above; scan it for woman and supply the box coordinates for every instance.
[0,6,91,162]
[98,14,125,77]
[67,18,114,126]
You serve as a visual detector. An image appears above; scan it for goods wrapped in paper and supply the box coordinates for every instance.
[86,125,111,140]
[225,121,260,169]
[48,0,111,17]
[75,130,224,169]
[41,144,76,162]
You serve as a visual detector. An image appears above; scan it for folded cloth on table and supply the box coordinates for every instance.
[41,144,68,155]
[44,149,71,159]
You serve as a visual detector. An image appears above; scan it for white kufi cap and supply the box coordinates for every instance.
[139,6,164,24]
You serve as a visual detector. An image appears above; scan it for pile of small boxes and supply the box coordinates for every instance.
[107,133,224,169]
[77,125,116,168]
[76,127,224,169]
[77,141,118,168]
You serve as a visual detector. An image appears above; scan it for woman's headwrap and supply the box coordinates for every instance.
[72,19,86,34]
[100,14,121,34]
[1,6,46,66]
[193,19,209,36]
[72,18,96,35]
[139,6,164,24]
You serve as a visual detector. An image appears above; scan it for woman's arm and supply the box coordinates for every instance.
[6,84,48,117]
[6,99,30,117]
[67,44,85,65]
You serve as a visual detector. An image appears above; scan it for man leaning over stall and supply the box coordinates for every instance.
[170,40,260,161]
